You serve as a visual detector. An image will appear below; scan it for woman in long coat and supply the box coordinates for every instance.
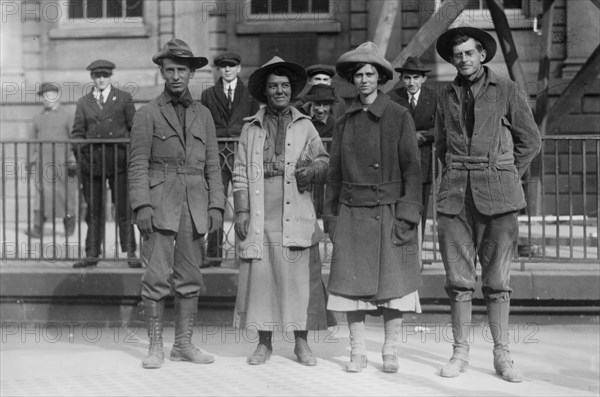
[232,56,329,366]
[326,42,423,373]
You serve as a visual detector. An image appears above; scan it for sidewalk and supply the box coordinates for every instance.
[1,320,599,396]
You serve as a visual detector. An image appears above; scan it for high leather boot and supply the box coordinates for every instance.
[141,298,165,369]
[487,300,523,382]
[294,330,317,366]
[345,311,367,373]
[170,296,215,364]
[440,300,471,377]
[63,215,76,237]
[25,210,44,238]
[382,309,403,373]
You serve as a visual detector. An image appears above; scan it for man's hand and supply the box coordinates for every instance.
[416,131,427,146]
[207,208,223,234]
[295,166,314,193]
[234,211,250,241]
[136,206,154,239]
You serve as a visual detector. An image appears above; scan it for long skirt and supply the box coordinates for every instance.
[234,175,328,331]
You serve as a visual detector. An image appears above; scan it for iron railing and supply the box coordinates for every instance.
[1,136,598,265]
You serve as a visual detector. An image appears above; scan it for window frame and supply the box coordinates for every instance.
[245,0,335,22]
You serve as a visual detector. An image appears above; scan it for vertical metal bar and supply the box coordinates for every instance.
[83,0,88,19]
[432,145,439,263]
[114,142,119,262]
[51,142,57,258]
[554,141,559,258]
[540,137,546,260]
[1,142,5,261]
[38,142,43,258]
[64,141,70,260]
[596,139,600,262]
[102,0,107,18]
[581,140,588,259]
[568,140,573,259]
[14,144,20,259]
[25,142,32,258]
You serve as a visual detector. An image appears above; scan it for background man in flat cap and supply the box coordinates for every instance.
[389,57,438,242]
[129,38,225,369]
[71,59,139,268]
[434,27,541,382]
[200,51,259,268]
[26,82,78,239]
[294,64,347,118]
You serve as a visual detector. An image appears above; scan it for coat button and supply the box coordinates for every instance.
[349,198,353,203]
[375,215,380,220]
[255,190,260,195]
[373,163,380,169]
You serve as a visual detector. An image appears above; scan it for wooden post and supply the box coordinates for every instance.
[372,1,399,57]
[389,0,469,72]
[486,0,527,90]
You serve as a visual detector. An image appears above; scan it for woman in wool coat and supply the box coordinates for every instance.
[326,42,423,373]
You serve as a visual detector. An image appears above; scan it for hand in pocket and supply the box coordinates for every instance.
[392,219,415,246]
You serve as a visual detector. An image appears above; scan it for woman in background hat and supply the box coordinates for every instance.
[326,42,423,373]
[232,56,330,366]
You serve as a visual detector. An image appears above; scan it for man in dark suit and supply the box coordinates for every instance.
[389,57,437,241]
[71,60,139,268]
[200,52,259,267]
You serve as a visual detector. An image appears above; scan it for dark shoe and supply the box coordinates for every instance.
[24,226,43,239]
[345,354,367,373]
[73,259,98,269]
[247,344,272,365]
[382,354,399,373]
[63,215,76,237]
[127,252,142,268]
[200,260,221,268]
[294,338,317,366]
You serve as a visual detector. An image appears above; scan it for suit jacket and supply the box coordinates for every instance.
[388,85,437,184]
[128,91,225,233]
[71,85,136,176]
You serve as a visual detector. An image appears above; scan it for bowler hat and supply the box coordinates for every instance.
[37,82,60,95]
[394,57,431,74]
[152,39,208,70]
[303,84,338,103]
[87,59,115,75]
[335,41,393,82]
[214,51,242,66]
[306,64,335,78]
[436,27,497,64]
[248,56,307,103]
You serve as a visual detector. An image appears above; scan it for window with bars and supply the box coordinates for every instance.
[250,0,330,17]
[68,0,143,20]
[462,0,523,9]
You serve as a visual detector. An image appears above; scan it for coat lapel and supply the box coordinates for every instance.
[158,94,185,143]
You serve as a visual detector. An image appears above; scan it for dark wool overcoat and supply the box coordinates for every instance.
[326,92,423,301]
[71,86,136,176]
[388,85,437,184]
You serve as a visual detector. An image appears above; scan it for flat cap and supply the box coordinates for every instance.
[86,59,115,74]
[214,52,242,66]
[38,82,60,95]
[303,84,338,103]
[152,38,208,70]
[306,64,335,78]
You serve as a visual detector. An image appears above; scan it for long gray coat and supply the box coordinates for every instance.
[327,92,423,301]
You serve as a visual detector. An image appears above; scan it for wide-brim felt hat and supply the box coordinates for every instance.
[248,56,307,103]
[152,39,208,70]
[87,59,115,75]
[303,84,338,103]
[436,27,497,64]
[306,64,335,78]
[394,56,431,74]
[38,82,60,95]
[335,41,393,81]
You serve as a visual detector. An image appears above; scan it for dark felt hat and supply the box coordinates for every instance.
[335,41,393,82]
[248,56,307,103]
[214,51,242,66]
[303,84,338,103]
[306,64,335,78]
[86,59,115,75]
[37,82,60,95]
[394,57,431,74]
[152,39,208,70]
[436,27,497,64]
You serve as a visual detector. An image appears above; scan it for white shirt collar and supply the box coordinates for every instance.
[93,85,111,102]
[223,78,238,94]
[408,89,421,103]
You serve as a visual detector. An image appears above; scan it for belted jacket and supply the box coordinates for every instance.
[435,67,541,216]
[128,91,225,233]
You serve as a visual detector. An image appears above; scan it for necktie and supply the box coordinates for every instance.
[274,112,285,156]
[227,86,233,109]
[410,95,416,111]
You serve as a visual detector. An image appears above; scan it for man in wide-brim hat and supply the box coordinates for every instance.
[434,26,541,383]
[129,38,225,369]
[301,83,338,138]
[232,56,330,367]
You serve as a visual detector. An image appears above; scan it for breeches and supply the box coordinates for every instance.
[141,202,204,301]
[437,187,517,303]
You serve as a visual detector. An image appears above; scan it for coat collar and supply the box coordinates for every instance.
[244,105,310,128]
[450,65,497,94]
[345,90,390,119]
[157,90,198,142]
